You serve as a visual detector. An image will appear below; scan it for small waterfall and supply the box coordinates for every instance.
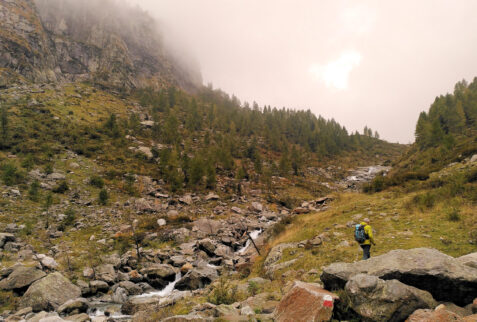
[237,229,262,254]
[135,272,182,298]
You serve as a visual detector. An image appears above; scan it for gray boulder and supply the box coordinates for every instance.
[115,281,142,295]
[20,272,81,312]
[0,265,46,291]
[57,298,89,315]
[197,239,217,256]
[112,287,128,304]
[321,248,477,305]
[175,267,218,291]
[457,252,477,269]
[140,264,177,289]
[88,280,109,295]
[344,274,436,322]
[94,264,116,284]
[0,233,15,248]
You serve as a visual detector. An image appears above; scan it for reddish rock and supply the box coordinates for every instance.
[463,315,477,322]
[274,281,338,322]
[405,308,464,322]
[472,298,477,314]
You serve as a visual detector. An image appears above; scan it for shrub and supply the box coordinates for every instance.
[99,188,109,205]
[44,163,53,175]
[28,180,40,202]
[53,181,69,194]
[248,281,261,296]
[446,208,461,222]
[207,276,238,305]
[272,194,300,209]
[467,168,477,183]
[21,154,35,170]
[1,163,24,186]
[412,192,436,210]
[89,175,104,188]
[63,208,76,227]
[270,216,293,238]
[363,175,385,193]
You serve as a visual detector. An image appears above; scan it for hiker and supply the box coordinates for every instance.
[354,217,375,260]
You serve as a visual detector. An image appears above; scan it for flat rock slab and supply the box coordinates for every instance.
[321,248,477,306]
[0,265,46,291]
[20,272,81,312]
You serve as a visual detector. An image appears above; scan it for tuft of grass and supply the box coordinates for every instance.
[207,275,240,305]
[446,207,461,222]
[89,175,105,188]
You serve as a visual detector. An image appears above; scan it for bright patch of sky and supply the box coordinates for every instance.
[310,50,362,90]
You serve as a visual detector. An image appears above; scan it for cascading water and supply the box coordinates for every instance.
[135,272,182,298]
[237,229,262,254]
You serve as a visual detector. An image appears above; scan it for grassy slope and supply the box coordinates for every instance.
[246,161,477,294]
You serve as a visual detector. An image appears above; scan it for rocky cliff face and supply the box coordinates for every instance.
[0,0,202,91]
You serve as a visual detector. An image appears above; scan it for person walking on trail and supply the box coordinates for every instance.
[354,217,375,260]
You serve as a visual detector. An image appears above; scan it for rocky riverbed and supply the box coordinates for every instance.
[0,164,388,321]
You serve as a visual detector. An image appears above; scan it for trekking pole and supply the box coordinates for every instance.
[246,231,261,256]
[240,220,261,255]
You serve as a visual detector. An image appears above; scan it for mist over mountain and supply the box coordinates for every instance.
[0,0,202,90]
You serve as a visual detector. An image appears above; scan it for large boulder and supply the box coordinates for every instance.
[89,280,109,295]
[94,264,117,284]
[140,264,177,289]
[345,274,436,322]
[0,233,15,248]
[197,239,217,256]
[175,267,218,291]
[193,219,221,235]
[274,281,338,322]
[405,307,465,321]
[457,252,477,269]
[0,265,46,291]
[20,272,81,312]
[321,248,477,306]
[57,298,89,315]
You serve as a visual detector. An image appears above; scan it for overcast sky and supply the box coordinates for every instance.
[127,0,477,143]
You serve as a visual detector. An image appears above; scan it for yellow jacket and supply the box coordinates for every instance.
[360,222,375,245]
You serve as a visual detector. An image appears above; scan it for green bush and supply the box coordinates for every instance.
[248,281,261,296]
[363,175,385,193]
[44,163,53,175]
[89,175,105,188]
[412,192,436,210]
[467,168,477,183]
[207,276,238,305]
[99,188,109,205]
[446,208,461,222]
[21,154,35,170]
[59,208,76,231]
[1,163,24,186]
[28,180,40,202]
[270,216,294,238]
[52,181,69,194]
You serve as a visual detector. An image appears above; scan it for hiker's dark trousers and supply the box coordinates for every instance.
[361,244,371,260]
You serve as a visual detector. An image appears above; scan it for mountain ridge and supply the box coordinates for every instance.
[0,0,202,91]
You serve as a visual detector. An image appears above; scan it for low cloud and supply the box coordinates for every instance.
[309,50,362,90]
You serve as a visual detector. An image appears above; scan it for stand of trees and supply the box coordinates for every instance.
[415,78,477,149]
